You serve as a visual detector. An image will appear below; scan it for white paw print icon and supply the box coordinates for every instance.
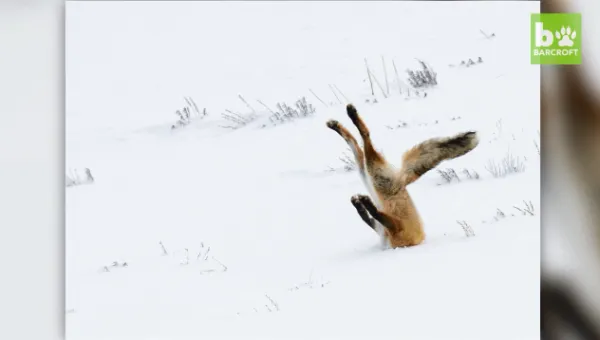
[555,26,577,47]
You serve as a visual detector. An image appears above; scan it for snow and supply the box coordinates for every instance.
[66,1,540,339]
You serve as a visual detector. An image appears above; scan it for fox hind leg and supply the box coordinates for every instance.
[326,120,366,178]
[327,118,385,208]
[345,104,400,196]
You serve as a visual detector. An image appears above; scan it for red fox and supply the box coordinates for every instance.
[326,104,479,249]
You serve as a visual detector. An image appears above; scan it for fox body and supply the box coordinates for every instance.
[327,104,479,249]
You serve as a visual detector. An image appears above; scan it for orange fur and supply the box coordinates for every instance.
[327,104,479,249]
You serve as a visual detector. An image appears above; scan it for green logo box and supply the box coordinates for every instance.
[531,13,581,65]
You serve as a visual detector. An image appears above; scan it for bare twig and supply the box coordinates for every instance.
[196,244,210,261]
[437,169,453,183]
[159,241,168,256]
[212,256,228,272]
[221,109,257,129]
[457,220,475,237]
[181,248,190,265]
[392,59,403,95]
[437,168,464,183]
[485,152,526,178]
[309,88,328,107]
[257,100,276,115]
[184,96,201,115]
[514,200,535,216]
[370,69,388,99]
[333,84,350,103]
[364,58,375,96]
[339,152,357,172]
[448,168,460,182]
[328,84,342,104]
[265,294,280,311]
[171,96,206,130]
[462,169,480,180]
[238,95,257,115]
[382,55,390,96]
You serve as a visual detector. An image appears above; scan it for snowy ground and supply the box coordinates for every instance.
[66,2,540,339]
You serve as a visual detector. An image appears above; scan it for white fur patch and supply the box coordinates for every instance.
[362,174,382,209]
[468,132,480,148]
[348,142,383,209]
[374,222,391,249]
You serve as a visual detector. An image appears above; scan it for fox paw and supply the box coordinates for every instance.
[346,104,359,121]
[351,194,372,206]
[356,195,377,212]
[326,120,340,131]
[357,194,371,204]
[350,195,362,205]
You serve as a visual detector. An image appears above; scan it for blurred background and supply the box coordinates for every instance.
[541,0,600,339]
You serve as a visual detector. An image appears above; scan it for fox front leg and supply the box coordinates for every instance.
[350,195,375,230]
